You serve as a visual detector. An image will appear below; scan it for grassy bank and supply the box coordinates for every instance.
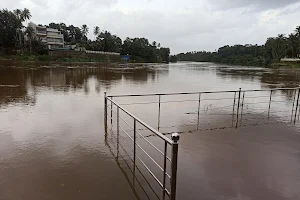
[0,54,166,64]
[0,54,113,62]
[271,61,300,68]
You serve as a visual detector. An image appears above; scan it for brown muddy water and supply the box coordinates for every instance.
[1,62,300,200]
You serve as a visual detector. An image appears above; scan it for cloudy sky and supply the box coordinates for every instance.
[2,0,300,54]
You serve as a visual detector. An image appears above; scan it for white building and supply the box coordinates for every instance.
[28,22,64,49]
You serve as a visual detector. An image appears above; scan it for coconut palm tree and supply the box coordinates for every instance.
[25,26,34,54]
[152,41,157,47]
[13,9,24,49]
[81,24,89,41]
[295,26,300,37]
[21,8,31,22]
[13,9,23,20]
[93,26,100,40]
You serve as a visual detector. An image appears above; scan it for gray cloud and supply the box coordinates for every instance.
[210,0,300,11]
[1,0,300,54]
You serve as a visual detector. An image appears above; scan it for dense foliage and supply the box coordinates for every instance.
[177,27,300,66]
[0,8,170,63]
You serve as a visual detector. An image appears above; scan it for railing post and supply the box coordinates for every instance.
[197,93,201,131]
[240,92,245,125]
[104,92,107,133]
[232,92,236,127]
[133,119,137,184]
[294,87,300,124]
[170,133,180,200]
[268,90,273,119]
[158,95,161,131]
[111,97,113,125]
[291,89,297,122]
[162,141,167,200]
[235,88,241,128]
[117,107,119,160]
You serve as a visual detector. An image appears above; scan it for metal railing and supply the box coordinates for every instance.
[104,87,300,199]
[107,87,300,133]
[104,92,180,200]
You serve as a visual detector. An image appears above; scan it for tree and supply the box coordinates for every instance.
[152,41,157,47]
[159,47,170,63]
[21,8,31,22]
[170,55,178,63]
[0,9,23,53]
[12,8,31,50]
[295,26,300,37]
[286,33,299,58]
[81,24,89,41]
[265,34,288,62]
[93,26,100,39]
[96,31,122,52]
[25,26,34,53]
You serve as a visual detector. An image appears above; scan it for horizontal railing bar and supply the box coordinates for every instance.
[119,101,160,105]
[120,126,134,142]
[136,130,172,162]
[272,100,292,103]
[136,153,164,189]
[243,88,298,92]
[109,133,161,200]
[108,142,152,200]
[119,98,235,106]
[115,97,294,106]
[110,110,172,162]
[245,95,294,98]
[112,117,172,177]
[243,100,290,105]
[135,141,171,179]
[111,108,135,130]
[165,188,170,197]
[107,97,173,145]
[243,102,270,104]
[108,88,299,98]
[108,90,238,97]
[108,110,172,180]
[244,96,274,99]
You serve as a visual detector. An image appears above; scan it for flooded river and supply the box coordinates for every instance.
[1,62,300,200]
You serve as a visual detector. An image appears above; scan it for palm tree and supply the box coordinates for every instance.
[21,8,31,23]
[25,26,34,54]
[14,9,24,49]
[295,26,300,37]
[277,33,286,39]
[93,26,100,40]
[81,24,89,42]
[81,24,89,41]
[13,9,23,20]
[68,25,76,41]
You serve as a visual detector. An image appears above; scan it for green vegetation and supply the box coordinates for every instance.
[0,8,170,63]
[170,55,178,63]
[0,54,121,63]
[176,27,300,67]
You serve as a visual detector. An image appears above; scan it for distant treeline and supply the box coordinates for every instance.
[175,27,300,66]
[0,8,170,63]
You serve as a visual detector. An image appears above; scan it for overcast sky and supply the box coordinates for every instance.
[2,0,300,54]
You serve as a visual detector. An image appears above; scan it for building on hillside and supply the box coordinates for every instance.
[28,22,64,50]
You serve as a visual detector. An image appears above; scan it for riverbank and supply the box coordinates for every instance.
[0,59,164,70]
[0,54,169,65]
[177,60,300,68]
[0,54,118,63]
[271,61,300,68]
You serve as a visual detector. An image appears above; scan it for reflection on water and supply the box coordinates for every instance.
[1,62,300,200]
